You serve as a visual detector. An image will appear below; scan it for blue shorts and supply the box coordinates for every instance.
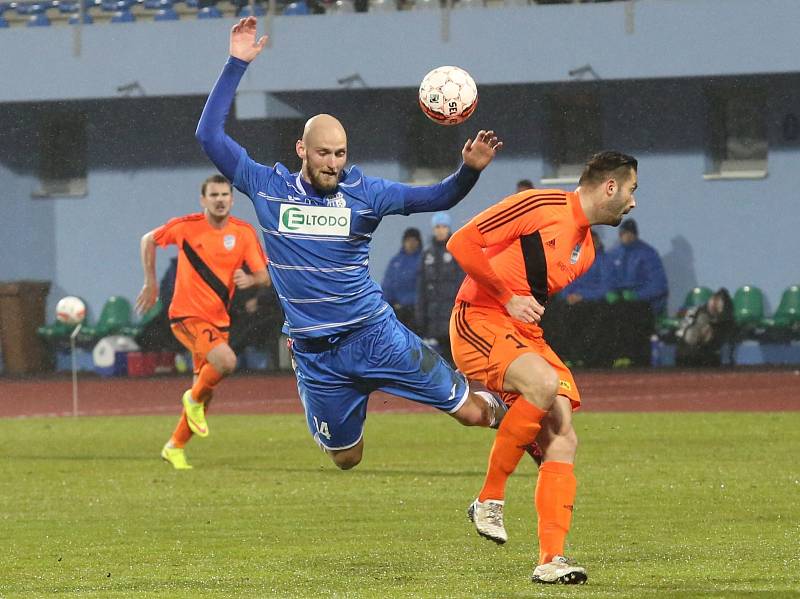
[290,316,469,450]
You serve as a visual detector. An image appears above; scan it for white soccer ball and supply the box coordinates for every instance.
[418,66,478,126]
[55,296,86,325]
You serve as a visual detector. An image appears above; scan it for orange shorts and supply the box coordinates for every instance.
[170,317,230,375]
[449,302,581,409]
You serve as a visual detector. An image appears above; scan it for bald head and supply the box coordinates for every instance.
[296,113,348,194]
[302,114,347,146]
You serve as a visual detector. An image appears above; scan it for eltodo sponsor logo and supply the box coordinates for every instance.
[279,204,351,236]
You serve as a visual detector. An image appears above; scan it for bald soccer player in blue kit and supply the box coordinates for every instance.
[196,17,509,469]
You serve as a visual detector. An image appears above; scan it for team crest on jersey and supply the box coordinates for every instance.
[223,235,236,251]
[570,243,582,264]
[279,204,351,236]
[325,192,347,208]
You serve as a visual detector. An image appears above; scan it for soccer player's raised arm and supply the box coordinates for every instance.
[136,230,159,315]
[196,17,268,182]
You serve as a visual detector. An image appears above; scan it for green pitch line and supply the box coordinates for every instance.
[0,412,798,598]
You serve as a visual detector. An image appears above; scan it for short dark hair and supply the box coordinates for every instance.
[201,174,232,196]
[516,179,534,190]
[578,151,638,187]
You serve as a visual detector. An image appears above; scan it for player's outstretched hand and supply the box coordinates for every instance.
[462,130,503,171]
[135,283,158,315]
[230,16,268,63]
[505,294,545,324]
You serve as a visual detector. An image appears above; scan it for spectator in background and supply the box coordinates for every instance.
[416,212,464,364]
[606,218,668,366]
[382,227,423,332]
[676,287,735,367]
[516,179,535,193]
[229,265,285,370]
[541,230,614,368]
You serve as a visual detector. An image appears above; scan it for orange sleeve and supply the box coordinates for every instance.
[152,217,183,248]
[447,222,514,306]
[242,225,268,272]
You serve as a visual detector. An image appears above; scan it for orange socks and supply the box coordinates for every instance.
[169,363,223,448]
[191,363,224,404]
[478,399,547,502]
[535,461,577,564]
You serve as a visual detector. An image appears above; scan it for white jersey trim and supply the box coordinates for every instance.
[270,261,367,273]
[447,378,471,414]
[288,304,389,333]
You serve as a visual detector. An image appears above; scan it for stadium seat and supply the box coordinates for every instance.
[77,296,132,343]
[326,0,353,12]
[656,285,714,338]
[733,285,765,338]
[25,4,51,25]
[367,0,393,11]
[0,14,8,26]
[68,11,93,22]
[111,7,135,21]
[197,5,221,17]
[237,3,265,16]
[283,0,309,14]
[154,5,179,19]
[119,299,162,338]
[762,284,800,340]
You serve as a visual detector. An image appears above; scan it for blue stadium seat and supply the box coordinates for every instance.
[68,11,92,21]
[197,4,220,17]
[154,5,178,18]
[283,0,308,14]
[0,15,8,26]
[110,0,134,21]
[26,6,51,25]
[237,3,264,16]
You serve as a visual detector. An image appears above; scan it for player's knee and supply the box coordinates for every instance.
[217,354,237,375]
[517,364,559,408]
[329,446,362,470]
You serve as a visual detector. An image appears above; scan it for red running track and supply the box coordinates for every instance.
[1,368,798,419]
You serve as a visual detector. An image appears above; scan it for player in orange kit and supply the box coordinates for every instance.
[136,174,269,470]
[448,151,638,584]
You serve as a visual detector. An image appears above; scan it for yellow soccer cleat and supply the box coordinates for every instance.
[181,389,209,437]
[161,444,193,470]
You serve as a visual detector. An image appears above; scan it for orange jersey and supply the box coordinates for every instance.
[153,213,267,328]
[450,189,595,313]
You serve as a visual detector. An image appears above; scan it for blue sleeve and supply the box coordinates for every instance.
[365,163,481,217]
[635,247,669,302]
[196,57,250,183]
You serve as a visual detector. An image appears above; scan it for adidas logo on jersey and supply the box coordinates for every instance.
[545,238,556,249]
[279,205,351,236]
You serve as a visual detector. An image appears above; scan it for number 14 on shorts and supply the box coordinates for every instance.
[313,416,331,440]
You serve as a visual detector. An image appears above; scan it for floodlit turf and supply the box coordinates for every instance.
[1,411,799,598]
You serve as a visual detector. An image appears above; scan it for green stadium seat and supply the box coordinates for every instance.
[657,286,714,337]
[762,284,800,340]
[732,285,765,338]
[77,296,132,344]
[120,299,163,338]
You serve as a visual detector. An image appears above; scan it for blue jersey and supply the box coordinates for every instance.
[197,57,482,340]
[234,157,410,338]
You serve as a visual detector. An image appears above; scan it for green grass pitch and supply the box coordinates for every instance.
[1,411,798,598]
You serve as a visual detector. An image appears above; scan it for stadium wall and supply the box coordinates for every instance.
[2,0,799,317]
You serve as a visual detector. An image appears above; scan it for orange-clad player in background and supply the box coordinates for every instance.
[136,174,269,470]
[448,151,638,585]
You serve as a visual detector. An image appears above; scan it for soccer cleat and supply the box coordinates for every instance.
[182,389,209,437]
[475,391,507,429]
[467,498,507,544]
[531,555,588,585]
[161,444,193,470]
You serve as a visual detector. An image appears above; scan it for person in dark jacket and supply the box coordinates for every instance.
[606,218,669,367]
[416,212,464,364]
[542,230,614,367]
[381,227,422,332]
